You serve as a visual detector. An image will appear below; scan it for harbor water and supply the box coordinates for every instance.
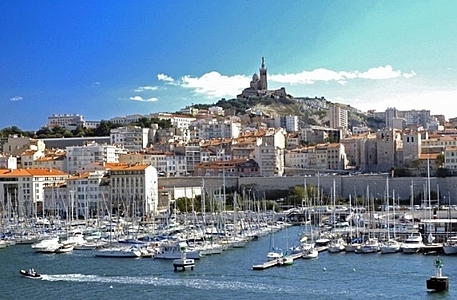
[1,226,456,300]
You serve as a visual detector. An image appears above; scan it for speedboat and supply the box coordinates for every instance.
[20,269,41,279]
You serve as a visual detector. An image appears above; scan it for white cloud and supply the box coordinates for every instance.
[10,96,23,101]
[157,73,175,83]
[92,81,101,86]
[357,65,401,79]
[134,85,158,92]
[270,69,346,85]
[155,65,416,99]
[403,71,416,79]
[129,96,158,102]
[270,65,415,85]
[180,71,249,98]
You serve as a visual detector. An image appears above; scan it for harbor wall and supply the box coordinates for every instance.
[158,176,457,204]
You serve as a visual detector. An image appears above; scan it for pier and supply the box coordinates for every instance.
[252,252,302,270]
[252,246,327,270]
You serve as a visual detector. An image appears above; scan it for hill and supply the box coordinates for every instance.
[194,96,384,130]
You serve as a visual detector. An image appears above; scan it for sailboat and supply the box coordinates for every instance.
[380,181,400,254]
[266,226,283,260]
[327,180,346,253]
[345,194,362,252]
[422,157,443,254]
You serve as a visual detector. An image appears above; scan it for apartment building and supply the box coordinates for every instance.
[444,146,457,170]
[0,168,69,217]
[193,158,260,177]
[275,115,299,133]
[119,150,187,177]
[195,119,241,140]
[2,136,45,156]
[47,114,85,129]
[109,114,142,125]
[66,143,119,175]
[45,170,109,219]
[108,164,158,215]
[329,104,348,129]
[0,155,17,169]
[110,126,150,151]
[284,147,318,170]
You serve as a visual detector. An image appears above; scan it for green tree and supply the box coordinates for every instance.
[436,153,445,168]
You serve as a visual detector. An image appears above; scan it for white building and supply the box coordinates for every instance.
[119,151,187,177]
[208,106,225,116]
[110,114,143,125]
[110,126,150,151]
[66,143,118,175]
[404,109,430,128]
[276,115,299,132]
[45,170,109,219]
[195,119,241,140]
[0,168,69,217]
[252,129,286,177]
[329,104,348,129]
[109,164,158,215]
[47,114,86,129]
[0,155,17,169]
[385,107,398,129]
[444,146,457,170]
[154,113,197,130]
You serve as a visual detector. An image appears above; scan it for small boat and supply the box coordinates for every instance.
[20,269,41,279]
[278,256,294,266]
[172,244,195,271]
[302,248,318,259]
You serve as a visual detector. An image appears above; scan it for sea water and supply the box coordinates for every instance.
[1,226,455,300]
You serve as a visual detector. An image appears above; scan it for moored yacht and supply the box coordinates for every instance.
[31,237,60,253]
[95,246,142,258]
[401,232,424,254]
[380,239,401,254]
[443,236,457,255]
[361,238,380,253]
[154,241,200,260]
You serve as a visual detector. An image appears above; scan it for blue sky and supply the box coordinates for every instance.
[2,1,457,130]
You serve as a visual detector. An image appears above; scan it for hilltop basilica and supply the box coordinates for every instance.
[238,57,289,99]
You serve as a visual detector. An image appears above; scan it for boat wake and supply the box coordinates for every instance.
[40,274,294,293]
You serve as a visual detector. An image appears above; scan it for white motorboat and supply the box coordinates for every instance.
[0,240,9,249]
[380,239,401,254]
[95,246,142,258]
[154,241,200,260]
[361,238,380,253]
[173,247,195,271]
[345,240,362,252]
[302,248,318,259]
[327,238,346,253]
[267,249,283,260]
[443,236,457,255]
[278,256,294,266]
[401,232,424,254]
[73,241,102,250]
[31,237,60,253]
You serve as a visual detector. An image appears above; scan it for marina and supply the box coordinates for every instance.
[2,220,457,299]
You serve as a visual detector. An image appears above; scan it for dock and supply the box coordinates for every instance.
[252,252,304,270]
